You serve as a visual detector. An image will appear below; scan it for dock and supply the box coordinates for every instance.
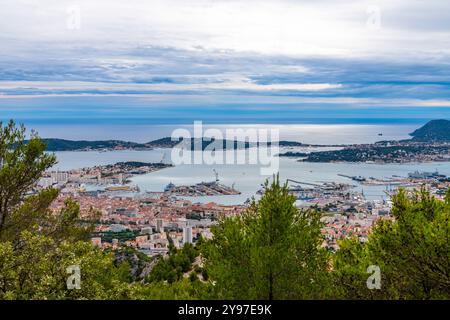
[164,181,241,197]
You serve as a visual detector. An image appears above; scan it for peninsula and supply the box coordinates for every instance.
[279,119,450,163]
[35,137,306,152]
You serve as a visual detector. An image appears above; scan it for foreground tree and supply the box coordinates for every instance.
[0,231,134,299]
[0,120,57,236]
[147,243,198,284]
[202,176,332,299]
[0,120,136,299]
[0,120,215,300]
[333,188,450,299]
[0,120,96,244]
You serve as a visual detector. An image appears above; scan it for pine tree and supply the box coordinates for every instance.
[333,188,450,299]
[202,176,331,299]
[0,120,57,237]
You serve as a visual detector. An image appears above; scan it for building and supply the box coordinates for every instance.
[183,226,193,244]
[109,224,127,232]
[51,171,69,184]
[156,218,163,233]
[135,235,148,247]
[141,227,153,235]
[91,237,102,247]
[38,177,54,188]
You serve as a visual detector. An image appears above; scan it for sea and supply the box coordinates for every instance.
[48,123,450,205]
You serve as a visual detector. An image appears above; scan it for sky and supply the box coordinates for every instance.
[1,0,450,125]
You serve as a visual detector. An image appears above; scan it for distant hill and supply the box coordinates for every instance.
[36,119,450,152]
[36,137,254,151]
[41,139,146,151]
[410,119,450,142]
[32,136,309,152]
[36,137,182,151]
[147,137,180,148]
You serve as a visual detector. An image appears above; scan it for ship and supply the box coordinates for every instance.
[408,170,444,179]
[164,182,176,192]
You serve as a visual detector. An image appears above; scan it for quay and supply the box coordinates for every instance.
[164,181,241,197]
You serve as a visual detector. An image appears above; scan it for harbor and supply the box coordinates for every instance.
[163,170,241,197]
[41,149,450,205]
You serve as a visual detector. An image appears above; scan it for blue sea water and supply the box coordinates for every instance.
[38,122,416,144]
[49,122,450,205]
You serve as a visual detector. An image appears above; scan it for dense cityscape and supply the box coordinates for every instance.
[38,135,450,255]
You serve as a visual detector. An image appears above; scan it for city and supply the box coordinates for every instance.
[39,160,450,255]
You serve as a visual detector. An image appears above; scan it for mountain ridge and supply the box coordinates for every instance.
[36,137,305,151]
[409,119,450,141]
[29,119,450,151]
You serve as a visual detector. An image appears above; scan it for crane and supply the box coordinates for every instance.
[160,152,167,164]
[286,178,322,187]
[213,169,219,182]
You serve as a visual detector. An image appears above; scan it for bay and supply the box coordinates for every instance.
[48,122,450,205]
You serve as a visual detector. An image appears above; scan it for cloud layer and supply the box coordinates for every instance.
[1,0,450,123]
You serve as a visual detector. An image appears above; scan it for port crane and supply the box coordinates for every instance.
[160,152,167,164]
[286,178,322,187]
[213,169,219,182]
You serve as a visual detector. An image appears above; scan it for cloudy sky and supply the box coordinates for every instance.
[1,0,450,124]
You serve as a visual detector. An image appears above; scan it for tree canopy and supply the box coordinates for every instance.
[0,120,57,237]
[202,176,332,299]
[333,188,450,299]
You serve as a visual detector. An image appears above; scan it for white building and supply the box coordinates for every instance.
[38,177,54,188]
[183,226,193,245]
[51,171,69,184]
[141,227,153,235]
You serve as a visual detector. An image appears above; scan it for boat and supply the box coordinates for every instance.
[164,182,176,192]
